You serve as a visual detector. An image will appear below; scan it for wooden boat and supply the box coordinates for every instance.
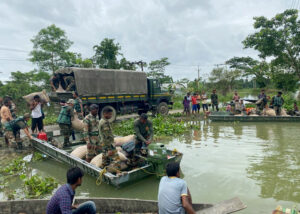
[209,112,300,122]
[0,197,247,214]
[31,130,183,188]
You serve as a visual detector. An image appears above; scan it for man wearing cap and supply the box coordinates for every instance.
[134,113,153,155]
[83,104,100,162]
[271,92,284,116]
[73,91,83,119]
[57,99,74,147]
[4,113,32,149]
[99,108,119,168]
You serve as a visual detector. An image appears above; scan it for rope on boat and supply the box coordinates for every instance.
[96,167,107,185]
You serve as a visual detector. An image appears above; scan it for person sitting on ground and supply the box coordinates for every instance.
[191,93,198,115]
[271,91,284,116]
[57,99,74,147]
[46,167,96,214]
[0,99,12,125]
[134,113,153,155]
[4,113,32,149]
[182,96,190,116]
[30,95,44,134]
[158,162,195,214]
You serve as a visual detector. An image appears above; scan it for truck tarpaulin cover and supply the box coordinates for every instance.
[55,68,147,96]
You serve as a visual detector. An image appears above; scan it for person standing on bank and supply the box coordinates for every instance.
[30,95,44,133]
[134,113,153,155]
[271,91,284,116]
[46,167,96,214]
[57,99,74,147]
[158,162,195,214]
[211,89,219,111]
[73,92,83,119]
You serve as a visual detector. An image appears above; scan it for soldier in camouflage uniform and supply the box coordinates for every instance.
[4,113,32,149]
[83,104,100,162]
[57,99,74,147]
[99,108,123,173]
[72,91,83,119]
[134,113,153,155]
[64,75,75,91]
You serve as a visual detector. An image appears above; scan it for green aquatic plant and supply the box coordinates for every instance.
[32,152,46,161]
[20,174,58,198]
[0,158,27,175]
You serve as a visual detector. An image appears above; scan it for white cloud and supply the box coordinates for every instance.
[0,0,291,81]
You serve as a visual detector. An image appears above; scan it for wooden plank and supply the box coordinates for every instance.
[197,197,247,214]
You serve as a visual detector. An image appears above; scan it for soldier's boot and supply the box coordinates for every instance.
[63,137,70,147]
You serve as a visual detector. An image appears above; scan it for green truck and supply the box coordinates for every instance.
[50,67,173,120]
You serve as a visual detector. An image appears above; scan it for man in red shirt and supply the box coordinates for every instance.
[191,93,198,115]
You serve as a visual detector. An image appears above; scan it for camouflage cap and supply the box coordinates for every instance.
[140,113,148,120]
[90,104,99,110]
[23,113,31,119]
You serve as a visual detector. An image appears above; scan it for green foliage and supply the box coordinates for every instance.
[0,70,51,101]
[226,57,270,88]
[20,174,58,198]
[209,67,242,95]
[30,24,75,73]
[113,115,189,137]
[32,152,46,162]
[282,93,296,111]
[243,9,300,78]
[93,38,121,69]
[0,158,27,175]
[271,71,298,92]
[147,57,173,83]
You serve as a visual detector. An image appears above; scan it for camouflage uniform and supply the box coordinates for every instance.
[64,76,75,91]
[57,106,74,146]
[74,98,83,119]
[4,117,28,148]
[134,118,153,154]
[83,113,100,160]
[99,118,119,169]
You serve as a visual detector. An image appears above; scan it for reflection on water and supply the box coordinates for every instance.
[1,120,300,213]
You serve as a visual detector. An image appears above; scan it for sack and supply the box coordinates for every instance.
[56,83,66,93]
[264,109,276,116]
[70,145,87,159]
[71,114,84,131]
[280,109,289,116]
[23,90,50,104]
[114,135,136,146]
[121,141,135,153]
[90,153,103,168]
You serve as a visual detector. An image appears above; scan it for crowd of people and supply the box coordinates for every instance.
[182,89,300,117]
[182,89,219,116]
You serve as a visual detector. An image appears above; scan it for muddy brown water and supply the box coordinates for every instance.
[1,120,300,213]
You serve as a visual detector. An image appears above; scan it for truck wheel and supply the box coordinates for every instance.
[101,105,117,122]
[157,102,169,115]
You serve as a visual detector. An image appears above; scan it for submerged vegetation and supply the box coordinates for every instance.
[0,154,58,200]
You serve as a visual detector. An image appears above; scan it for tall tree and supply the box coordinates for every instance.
[30,24,74,73]
[226,56,270,88]
[243,9,300,78]
[147,57,173,83]
[93,38,122,69]
[209,67,241,94]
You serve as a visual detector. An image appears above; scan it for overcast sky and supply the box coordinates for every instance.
[0,0,296,82]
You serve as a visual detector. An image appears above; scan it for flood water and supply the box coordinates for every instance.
[1,120,300,213]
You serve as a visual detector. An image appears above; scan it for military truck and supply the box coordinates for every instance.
[50,67,173,121]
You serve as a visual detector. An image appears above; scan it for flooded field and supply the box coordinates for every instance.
[1,119,300,213]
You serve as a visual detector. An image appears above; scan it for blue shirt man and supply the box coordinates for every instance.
[158,162,195,214]
[46,167,96,214]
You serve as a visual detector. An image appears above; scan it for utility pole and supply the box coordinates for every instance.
[197,66,200,90]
